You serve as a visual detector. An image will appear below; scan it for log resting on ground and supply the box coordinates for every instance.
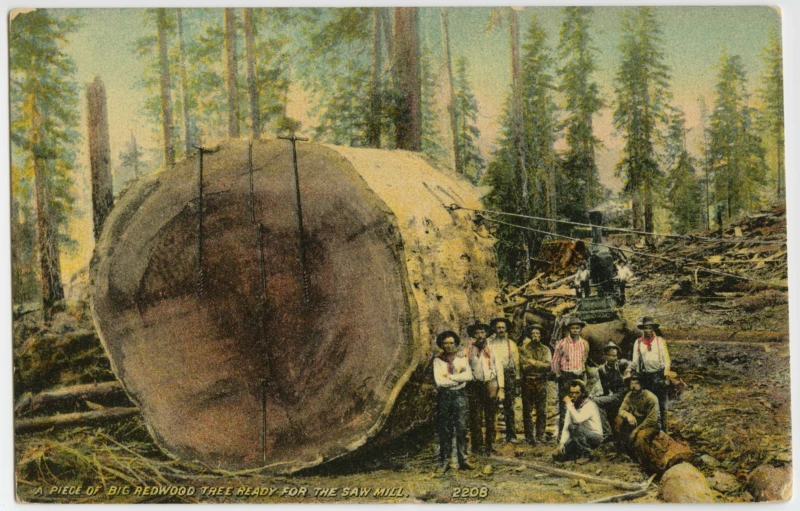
[91,140,499,472]
[659,462,717,502]
[631,428,695,474]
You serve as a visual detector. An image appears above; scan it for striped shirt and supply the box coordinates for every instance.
[551,336,589,375]
[632,336,671,373]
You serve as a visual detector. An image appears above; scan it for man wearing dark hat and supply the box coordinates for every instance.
[631,317,671,432]
[465,321,505,455]
[614,372,660,453]
[433,331,475,472]
[554,379,603,461]
[489,317,521,444]
[551,316,590,442]
[593,342,631,423]
[519,324,552,444]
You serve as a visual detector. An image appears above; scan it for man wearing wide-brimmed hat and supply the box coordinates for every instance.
[464,320,505,455]
[631,317,671,432]
[432,331,475,473]
[489,317,521,444]
[519,323,552,444]
[594,342,631,423]
[551,316,590,442]
[614,371,660,453]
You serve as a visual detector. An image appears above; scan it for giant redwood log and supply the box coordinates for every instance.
[91,139,499,472]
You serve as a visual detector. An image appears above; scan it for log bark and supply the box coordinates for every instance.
[87,76,114,240]
[15,407,139,434]
[15,381,126,416]
[631,428,695,474]
[91,139,499,472]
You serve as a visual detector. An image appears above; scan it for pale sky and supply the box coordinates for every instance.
[7,4,784,281]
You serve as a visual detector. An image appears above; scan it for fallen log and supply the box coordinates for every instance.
[588,475,655,503]
[632,428,695,474]
[488,456,644,491]
[15,381,126,416]
[91,140,500,472]
[15,407,140,434]
[659,462,717,502]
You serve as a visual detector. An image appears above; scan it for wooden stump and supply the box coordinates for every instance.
[632,428,695,474]
[659,462,717,503]
[91,140,499,472]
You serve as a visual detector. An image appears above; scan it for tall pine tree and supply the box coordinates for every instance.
[557,6,604,224]
[453,58,484,184]
[613,7,671,232]
[664,111,703,233]
[758,26,784,201]
[706,50,767,221]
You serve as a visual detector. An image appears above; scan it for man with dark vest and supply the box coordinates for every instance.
[465,320,505,456]
[551,316,589,442]
[631,317,671,432]
[593,342,630,422]
[489,317,521,444]
[433,331,474,472]
[518,323,552,444]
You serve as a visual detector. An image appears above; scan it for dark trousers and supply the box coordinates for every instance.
[521,377,548,442]
[468,380,498,453]
[563,423,603,460]
[501,369,518,440]
[640,370,667,432]
[593,392,626,423]
[557,372,585,441]
[436,388,468,467]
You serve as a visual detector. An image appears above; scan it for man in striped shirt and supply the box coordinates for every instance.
[551,316,590,442]
[465,320,505,456]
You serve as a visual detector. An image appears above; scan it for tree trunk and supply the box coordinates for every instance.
[225,8,240,138]
[86,76,114,240]
[243,8,260,140]
[440,8,459,174]
[366,9,382,148]
[156,9,175,168]
[380,8,392,62]
[91,140,499,473]
[392,7,420,151]
[509,8,531,279]
[644,180,654,233]
[177,9,192,153]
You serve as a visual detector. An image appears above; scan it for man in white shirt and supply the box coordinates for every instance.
[489,317,521,444]
[433,331,474,472]
[554,380,604,462]
[465,321,505,456]
[631,317,671,432]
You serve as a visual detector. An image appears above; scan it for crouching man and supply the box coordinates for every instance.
[613,372,660,455]
[433,331,475,473]
[553,380,603,462]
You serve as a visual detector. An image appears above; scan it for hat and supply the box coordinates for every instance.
[563,316,586,328]
[637,316,660,329]
[603,342,621,354]
[526,323,545,333]
[490,317,512,330]
[467,320,494,338]
[625,371,642,384]
[436,331,461,349]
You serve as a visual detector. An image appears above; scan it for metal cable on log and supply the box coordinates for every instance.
[193,145,221,299]
[448,204,785,245]
[278,134,311,305]
[476,213,778,286]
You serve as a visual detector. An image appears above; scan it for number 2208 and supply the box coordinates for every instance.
[452,487,489,498]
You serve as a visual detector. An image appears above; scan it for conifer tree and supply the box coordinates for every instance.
[10,10,80,312]
[557,6,604,223]
[613,7,671,232]
[452,58,485,184]
[706,51,767,221]
[664,112,702,233]
[758,26,784,200]
[419,47,446,165]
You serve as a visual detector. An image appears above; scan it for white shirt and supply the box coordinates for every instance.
[489,335,520,378]
[559,399,603,448]
[632,336,671,373]
[466,342,505,388]
[433,354,473,391]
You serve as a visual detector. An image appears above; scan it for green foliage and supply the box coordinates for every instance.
[420,48,447,165]
[757,26,784,198]
[664,112,703,233]
[452,58,484,184]
[613,7,671,231]
[706,51,767,220]
[9,10,82,303]
[556,6,605,223]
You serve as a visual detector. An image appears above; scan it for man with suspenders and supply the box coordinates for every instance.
[489,317,521,444]
[631,317,671,432]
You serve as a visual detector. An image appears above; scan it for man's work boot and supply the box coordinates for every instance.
[458,460,475,470]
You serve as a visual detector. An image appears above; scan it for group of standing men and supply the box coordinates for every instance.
[433,314,671,472]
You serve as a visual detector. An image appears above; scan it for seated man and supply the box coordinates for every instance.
[613,372,660,454]
[553,380,603,461]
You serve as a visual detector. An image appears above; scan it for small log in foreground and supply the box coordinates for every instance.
[659,462,717,503]
[588,475,656,503]
[489,456,645,491]
[16,407,140,434]
[15,381,126,416]
[632,428,695,474]
[747,464,792,502]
